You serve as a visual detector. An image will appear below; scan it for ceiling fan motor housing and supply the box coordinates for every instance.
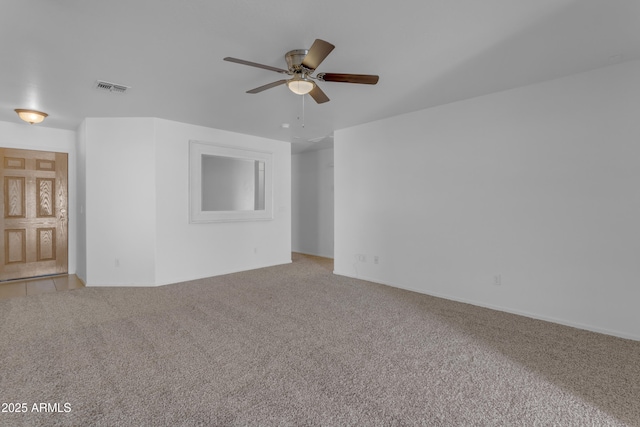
[285,49,310,72]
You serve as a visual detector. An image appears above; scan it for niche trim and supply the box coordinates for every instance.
[189,140,273,223]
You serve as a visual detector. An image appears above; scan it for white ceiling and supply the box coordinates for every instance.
[1,1,639,153]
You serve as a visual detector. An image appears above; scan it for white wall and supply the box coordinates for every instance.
[292,148,334,258]
[0,121,77,276]
[335,60,640,340]
[79,117,291,286]
[82,118,157,286]
[76,121,87,282]
[153,119,291,285]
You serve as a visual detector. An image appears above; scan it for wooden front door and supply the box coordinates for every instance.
[0,148,68,281]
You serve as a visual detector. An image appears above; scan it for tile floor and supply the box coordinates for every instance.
[0,274,84,300]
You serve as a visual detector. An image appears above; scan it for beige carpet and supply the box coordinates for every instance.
[1,253,639,426]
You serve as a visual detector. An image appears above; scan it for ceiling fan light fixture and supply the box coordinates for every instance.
[287,77,315,95]
[15,109,48,124]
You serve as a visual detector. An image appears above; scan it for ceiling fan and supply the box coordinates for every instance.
[223,39,379,104]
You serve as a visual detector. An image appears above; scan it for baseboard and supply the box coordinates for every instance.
[334,270,640,342]
[155,259,293,287]
[293,250,334,259]
[87,260,293,288]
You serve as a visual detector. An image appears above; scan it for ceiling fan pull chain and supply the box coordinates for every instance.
[302,94,305,128]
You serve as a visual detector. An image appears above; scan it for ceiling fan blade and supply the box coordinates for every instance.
[246,80,288,94]
[308,84,330,104]
[301,39,335,70]
[223,57,289,74]
[318,73,379,85]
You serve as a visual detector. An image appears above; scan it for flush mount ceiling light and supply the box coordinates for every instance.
[286,75,315,95]
[15,109,48,124]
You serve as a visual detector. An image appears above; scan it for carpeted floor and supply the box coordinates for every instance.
[1,253,639,426]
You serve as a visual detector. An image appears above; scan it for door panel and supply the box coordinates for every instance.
[5,176,25,217]
[0,148,68,281]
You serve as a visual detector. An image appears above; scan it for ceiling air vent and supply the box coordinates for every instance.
[95,80,130,93]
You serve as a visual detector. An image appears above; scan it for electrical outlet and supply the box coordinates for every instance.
[494,275,502,286]
[374,256,379,264]
[357,254,366,262]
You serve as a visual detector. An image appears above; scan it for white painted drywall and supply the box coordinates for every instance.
[79,117,291,286]
[335,60,640,340]
[291,148,334,258]
[76,120,87,283]
[153,119,291,285]
[82,118,157,286]
[0,121,77,276]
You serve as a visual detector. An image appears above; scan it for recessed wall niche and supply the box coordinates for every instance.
[189,140,273,223]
